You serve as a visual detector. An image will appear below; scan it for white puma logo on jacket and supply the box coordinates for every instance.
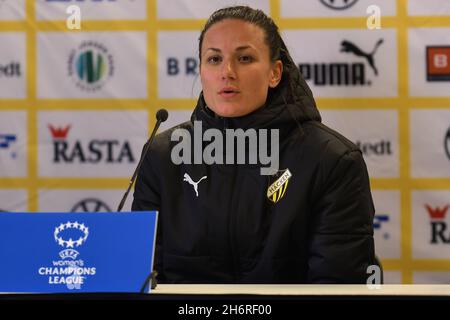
[183,173,207,197]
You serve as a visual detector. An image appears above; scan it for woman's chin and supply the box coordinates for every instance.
[210,104,255,118]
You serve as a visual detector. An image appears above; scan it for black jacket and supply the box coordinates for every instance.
[132,65,376,284]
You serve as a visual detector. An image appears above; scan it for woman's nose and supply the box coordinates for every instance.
[221,60,236,79]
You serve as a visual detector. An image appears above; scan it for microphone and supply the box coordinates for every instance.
[117,109,169,212]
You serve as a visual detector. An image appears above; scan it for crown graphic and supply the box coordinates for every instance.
[48,124,71,139]
[425,204,449,220]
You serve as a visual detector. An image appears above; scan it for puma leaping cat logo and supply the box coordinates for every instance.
[183,173,207,197]
[340,39,384,76]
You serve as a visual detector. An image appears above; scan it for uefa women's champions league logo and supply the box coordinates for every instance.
[54,221,89,260]
[36,221,96,290]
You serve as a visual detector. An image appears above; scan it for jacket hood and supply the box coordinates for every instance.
[191,58,321,132]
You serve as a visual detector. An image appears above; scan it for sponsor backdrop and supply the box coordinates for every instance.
[0,0,449,284]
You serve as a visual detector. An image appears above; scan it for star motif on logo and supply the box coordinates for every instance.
[66,238,75,248]
[54,221,89,249]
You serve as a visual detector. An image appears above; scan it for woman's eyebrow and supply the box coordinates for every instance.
[205,47,221,53]
[205,45,255,53]
[235,45,253,51]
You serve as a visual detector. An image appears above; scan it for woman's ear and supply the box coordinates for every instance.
[269,60,283,88]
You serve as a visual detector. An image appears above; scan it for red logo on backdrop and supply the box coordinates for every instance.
[46,123,135,164]
[48,125,71,140]
[425,204,449,220]
[426,204,450,244]
[426,46,450,81]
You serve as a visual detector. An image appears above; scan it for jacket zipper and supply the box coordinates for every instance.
[222,117,240,282]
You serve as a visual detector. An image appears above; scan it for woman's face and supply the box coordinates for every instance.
[200,19,282,118]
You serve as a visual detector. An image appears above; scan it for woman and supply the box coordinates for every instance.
[132,6,376,283]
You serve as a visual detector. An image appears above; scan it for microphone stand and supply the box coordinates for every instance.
[117,109,168,212]
[116,109,168,292]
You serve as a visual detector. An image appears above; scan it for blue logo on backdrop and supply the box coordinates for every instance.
[0,134,16,148]
[0,134,17,159]
[374,214,390,240]
[167,57,198,76]
[0,211,157,293]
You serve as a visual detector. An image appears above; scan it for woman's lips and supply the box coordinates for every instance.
[218,88,240,98]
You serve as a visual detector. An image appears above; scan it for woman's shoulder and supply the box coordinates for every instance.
[152,121,193,148]
[298,121,369,194]
[301,121,363,164]
[142,121,193,165]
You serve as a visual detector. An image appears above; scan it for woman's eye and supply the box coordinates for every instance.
[207,56,221,64]
[239,55,253,63]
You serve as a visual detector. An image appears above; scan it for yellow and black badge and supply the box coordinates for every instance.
[267,169,292,203]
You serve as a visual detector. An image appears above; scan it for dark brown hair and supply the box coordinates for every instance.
[198,6,282,63]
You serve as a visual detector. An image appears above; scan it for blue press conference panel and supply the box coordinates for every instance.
[0,211,158,293]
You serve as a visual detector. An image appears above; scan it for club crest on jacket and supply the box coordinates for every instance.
[267,169,292,203]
